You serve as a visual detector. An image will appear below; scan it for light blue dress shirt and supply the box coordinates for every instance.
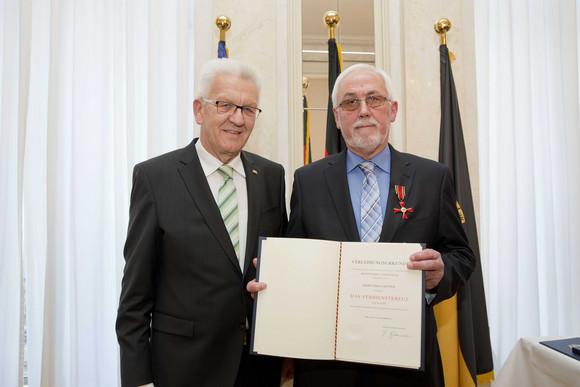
[346,145,391,239]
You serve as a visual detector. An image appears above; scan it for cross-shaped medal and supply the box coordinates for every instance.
[393,185,413,219]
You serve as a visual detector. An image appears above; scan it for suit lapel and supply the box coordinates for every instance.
[324,152,360,242]
[380,144,415,242]
[177,140,241,272]
[241,152,259,275]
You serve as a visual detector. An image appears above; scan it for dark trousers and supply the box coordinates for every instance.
[234,331,280,387]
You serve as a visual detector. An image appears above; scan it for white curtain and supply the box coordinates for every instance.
[0,1,195,386]
[475,0,580,372]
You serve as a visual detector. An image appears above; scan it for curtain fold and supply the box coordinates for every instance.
[0,1,24,385]
[0,1,195,386]
[475,0,580,371]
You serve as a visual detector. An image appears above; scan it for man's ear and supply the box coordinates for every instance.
[193,99,204,125]
[390,100,399,122]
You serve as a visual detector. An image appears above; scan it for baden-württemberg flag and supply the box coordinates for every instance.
[435,44,495,387]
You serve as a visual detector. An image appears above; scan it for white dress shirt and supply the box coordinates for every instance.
[195,141,248,270]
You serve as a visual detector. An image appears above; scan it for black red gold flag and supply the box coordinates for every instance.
[303,96,312,165]
[325,38,345,156]
[435,44,494,387]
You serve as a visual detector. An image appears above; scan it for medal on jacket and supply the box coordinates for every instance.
[393,185,413,219]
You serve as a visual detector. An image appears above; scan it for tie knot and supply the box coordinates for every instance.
[217,164,234,180]
[359,161,376,175]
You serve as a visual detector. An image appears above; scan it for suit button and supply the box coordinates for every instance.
[239,321,245,329]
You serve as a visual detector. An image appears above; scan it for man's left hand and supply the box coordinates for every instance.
[247,258,267,299]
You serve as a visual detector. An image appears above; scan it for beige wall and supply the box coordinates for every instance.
[401,0,480,218]
[193,0,290,165]
[193,0,479,219]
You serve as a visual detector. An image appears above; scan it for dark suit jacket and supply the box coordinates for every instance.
[116,139,287,387]
[287,145,475,387]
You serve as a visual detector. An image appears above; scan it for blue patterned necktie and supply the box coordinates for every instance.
[359,161,383,242]
[217,165,239,259]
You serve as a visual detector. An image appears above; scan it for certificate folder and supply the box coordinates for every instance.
[250,237,425,370]
[540,337,580,361]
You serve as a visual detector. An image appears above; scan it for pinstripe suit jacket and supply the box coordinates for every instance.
[116,138,287,387]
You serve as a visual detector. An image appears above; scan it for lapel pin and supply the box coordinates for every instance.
[252,169,258,175]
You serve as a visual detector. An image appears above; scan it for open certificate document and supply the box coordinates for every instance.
[251,237,425,370]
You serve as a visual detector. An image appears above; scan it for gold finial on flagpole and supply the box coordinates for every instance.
[324,11,340,40]
[216,15,231,42]
[302,77,310,97]
[434,18,451,46]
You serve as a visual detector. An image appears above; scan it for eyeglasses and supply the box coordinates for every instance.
[338,95,392,111]
[202,99,262,119]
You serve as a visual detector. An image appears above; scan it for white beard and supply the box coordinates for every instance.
[342,118,388,152]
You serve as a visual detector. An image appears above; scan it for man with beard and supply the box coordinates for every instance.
[249,64,475,387]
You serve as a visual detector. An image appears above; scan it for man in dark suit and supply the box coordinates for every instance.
[249,64,475,387]
[116,58,287,387]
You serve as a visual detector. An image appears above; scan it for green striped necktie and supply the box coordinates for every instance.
[217,165,239,259]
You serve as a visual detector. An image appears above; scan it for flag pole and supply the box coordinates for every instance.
[323,10,344,156]
[434,18,451,46]
[216,15,231,58]
[324,11,340,40]
[216,15,231,44]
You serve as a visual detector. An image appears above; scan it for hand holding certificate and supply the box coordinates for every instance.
[250,237,425,370]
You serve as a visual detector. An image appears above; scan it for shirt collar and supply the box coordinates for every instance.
[346,144,391,174]
[195,140,246,178]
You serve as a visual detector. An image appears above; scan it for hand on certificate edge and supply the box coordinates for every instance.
[247,257,267,299]
[407,248,444,291]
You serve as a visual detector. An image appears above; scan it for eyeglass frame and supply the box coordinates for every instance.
[337,95,393,111]
[202,99,262,119]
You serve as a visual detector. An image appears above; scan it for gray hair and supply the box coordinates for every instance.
[331,64,396,108]
[195,58,261,102]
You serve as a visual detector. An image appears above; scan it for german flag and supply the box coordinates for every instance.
[324,38,345,156]
[435,44,494,386]
[303,95,312,165]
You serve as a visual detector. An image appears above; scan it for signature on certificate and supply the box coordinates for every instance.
[382,329,412,339]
